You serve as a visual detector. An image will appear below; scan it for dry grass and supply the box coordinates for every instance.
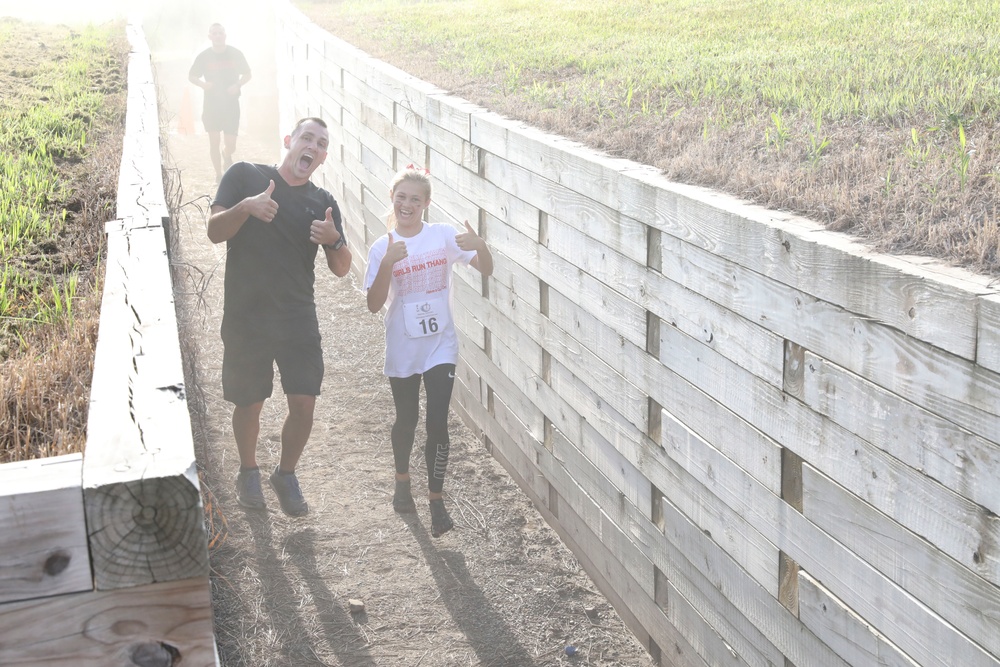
[296,0,1000,279]
[0,21,128,464]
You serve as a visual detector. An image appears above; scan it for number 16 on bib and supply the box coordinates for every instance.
[403,298,451,338]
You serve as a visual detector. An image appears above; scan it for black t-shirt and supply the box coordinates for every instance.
[189,46,250,105]
[214,162,344,327]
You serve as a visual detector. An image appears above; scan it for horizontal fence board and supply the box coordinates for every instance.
[466,109,993,359]
[799,572,920,667]
[659,406,1000,667]
[659,232,1000,443]
[548,426,787,667]
[653,284,1000,589]
[0,454,91,604]
[468,265,783,496]
[543,213,786,387]
[461,385,716,667]
[802,464,1000,658]
[795,350,1000,517]
[470,109,635,217]
[623,169,988,360]
[980,294,1000,373]
[0,576,215,667]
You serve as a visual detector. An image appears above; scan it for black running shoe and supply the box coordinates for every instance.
[429,498,454,538]
[393,479,416,513]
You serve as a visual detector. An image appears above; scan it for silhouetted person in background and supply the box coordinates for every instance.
[189,23,251,182]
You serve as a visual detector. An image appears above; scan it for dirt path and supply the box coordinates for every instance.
[161,86,656,666]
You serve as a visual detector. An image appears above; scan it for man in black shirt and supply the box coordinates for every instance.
[189,23,251,182]
[208,117,352,516]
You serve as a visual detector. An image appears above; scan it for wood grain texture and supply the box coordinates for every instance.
[803,464,1000,659]
[87,26,207,592]
[798,572,920,667]
[0,576,215,667]
[980,293,1000,374]
[0,455,91,604]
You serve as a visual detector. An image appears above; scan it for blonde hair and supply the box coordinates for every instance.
[386,166,432,230]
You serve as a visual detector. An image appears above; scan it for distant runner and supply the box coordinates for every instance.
[188,23,251,183]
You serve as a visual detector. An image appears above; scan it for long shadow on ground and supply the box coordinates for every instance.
[403,514,537,666]
[222,513,377,666]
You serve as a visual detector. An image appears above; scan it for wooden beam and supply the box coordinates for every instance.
[0,454,92,604]
[84,225,207,591]
[0,576,215,667]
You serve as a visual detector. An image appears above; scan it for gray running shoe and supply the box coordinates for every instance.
[269,466,309,516]
[429,498,454,538]
[393,478,416,513]
[235,468,266,510]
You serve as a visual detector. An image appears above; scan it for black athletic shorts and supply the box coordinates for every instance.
[221,317,324,406]
[202,95,241,135]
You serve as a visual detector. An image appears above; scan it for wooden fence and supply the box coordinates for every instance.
[275,5,1000,667]
[0,21,216,667]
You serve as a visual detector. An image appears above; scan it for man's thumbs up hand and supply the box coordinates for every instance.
[248,179,279,222]
[310,207,343,247]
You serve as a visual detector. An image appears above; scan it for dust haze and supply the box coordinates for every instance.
[1,0,281,164]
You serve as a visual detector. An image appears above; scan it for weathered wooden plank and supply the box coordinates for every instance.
[0,576,216,666]
[659,408,1000,667]
[548,424,788,667]
[980,293,1000,374]
[426,93,482,142]
[542,426,787,667]
[795,349,1000,516]
[624,168,988,360]
[459,281,783,601]
[85,225,207,591]
[341,67,395,122]
[803,464,1000,659]
[470,108,634,214]
[471,104,991,361]
[0,454,91,604]
[457,386,712,667]
[543,213,785,387]
[798,572,921,667]
[118,24,169,227]
[425,171,481,231]
[321,30,441,123]
[659,231,1000,443]
[467,269,783,496]
[487,220,648,348]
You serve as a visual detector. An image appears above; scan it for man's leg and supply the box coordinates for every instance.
[222,133,238,171]
[267,394,315,516]
[233,400,266,509]
[278,394,315,472]
[208,130,223,180]
[233,400,264,468]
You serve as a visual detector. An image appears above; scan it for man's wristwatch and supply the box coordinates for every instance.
[324,236,346,251]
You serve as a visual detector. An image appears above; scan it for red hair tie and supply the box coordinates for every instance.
[405,163,430,175]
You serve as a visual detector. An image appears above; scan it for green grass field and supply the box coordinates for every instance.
[0,18,127,462]
[309,0,998,123]
[0,21,123,335]
[299,0,1000,276]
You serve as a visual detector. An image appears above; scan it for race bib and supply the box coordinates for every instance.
[403,298,451,338]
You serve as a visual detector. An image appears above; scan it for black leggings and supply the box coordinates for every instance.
[388,363,456,494]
